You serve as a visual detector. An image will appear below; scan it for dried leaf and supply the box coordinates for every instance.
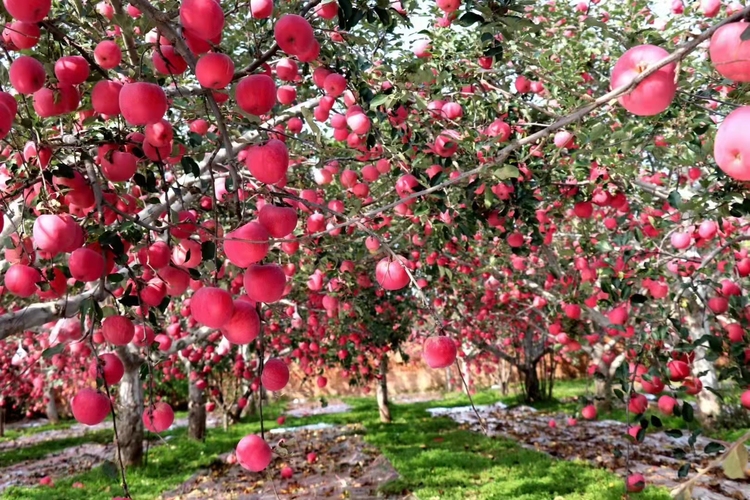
[722,444,748,479]
[670,483,693,500]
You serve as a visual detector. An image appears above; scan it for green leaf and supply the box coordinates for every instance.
[650,415,663,428]
[688,429,701,449]
[349,8,365,29]
[188,132,203,146]
[369,94,389,109]
[107,273,124,283]
[668,190,682,208]
[373,7,391,26]
[742,24,750,42]
[704,442,726,455]
[181,157,201,177]
[455,12,485,27]
[677,463,690,478]
[665,429,683,438]
[682,402,694,423]
[338,0,352,29]
[42,343,66,359]
[201,241,216,261]
[630,293,648,304]
[494,164,520,180]
[50,163,76,179]
[636,427,646,443]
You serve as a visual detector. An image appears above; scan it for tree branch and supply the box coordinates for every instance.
[110,0,140,67]
[0,99,320,338]
[310,6,750,237]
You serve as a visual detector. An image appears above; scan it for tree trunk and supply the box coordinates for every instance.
[444,367,453,392]
[592,341,625,414]
[0,406,5,438]
[188,376,206,441]
[595,376,613,413]
[498,358,511,395]
[116,349,144,467]
[686,312,721,420]
[45,385,59,424]
[376,356,391,423]
[521,363,542,403]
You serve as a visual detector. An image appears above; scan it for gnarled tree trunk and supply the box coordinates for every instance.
[116,347,144,467]
[188,375,206,441]
[376,355,391,423]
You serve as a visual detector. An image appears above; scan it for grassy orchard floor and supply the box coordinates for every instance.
[4,389,675,500]
[0,411,189,469]
[0,420,78,441]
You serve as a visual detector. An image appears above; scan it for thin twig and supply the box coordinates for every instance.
[454,358,488,435]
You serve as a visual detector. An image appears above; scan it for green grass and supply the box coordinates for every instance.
[3,403,285,500]
[4,382,745,499]
[0,420,77,442]
[0,411,189,469]
[283,393,669,500]
[0,429,115,468]
[4,391,670,500]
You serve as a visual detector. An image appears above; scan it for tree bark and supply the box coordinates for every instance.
[0,406,5,438]
[45,385,59,424]
[498,358,511,395]
[521,363,542,403]
[116,348,144,467]
[376,356,391,423]
[590,339,625,414]
[188,376,206,441]
[686,311,721,420]
[594,376,613,413]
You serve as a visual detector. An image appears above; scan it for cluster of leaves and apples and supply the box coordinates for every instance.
[2,0,750,493]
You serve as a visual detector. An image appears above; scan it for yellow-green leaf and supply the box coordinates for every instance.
[722,444,748,479]
[494,164,520,180]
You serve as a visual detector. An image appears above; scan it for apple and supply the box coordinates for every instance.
[610,45,676,115]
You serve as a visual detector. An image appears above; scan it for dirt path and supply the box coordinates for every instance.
[432,404,750,500]
[162,424,406,499]
[0,441,118,492]
[284,398,352,418]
